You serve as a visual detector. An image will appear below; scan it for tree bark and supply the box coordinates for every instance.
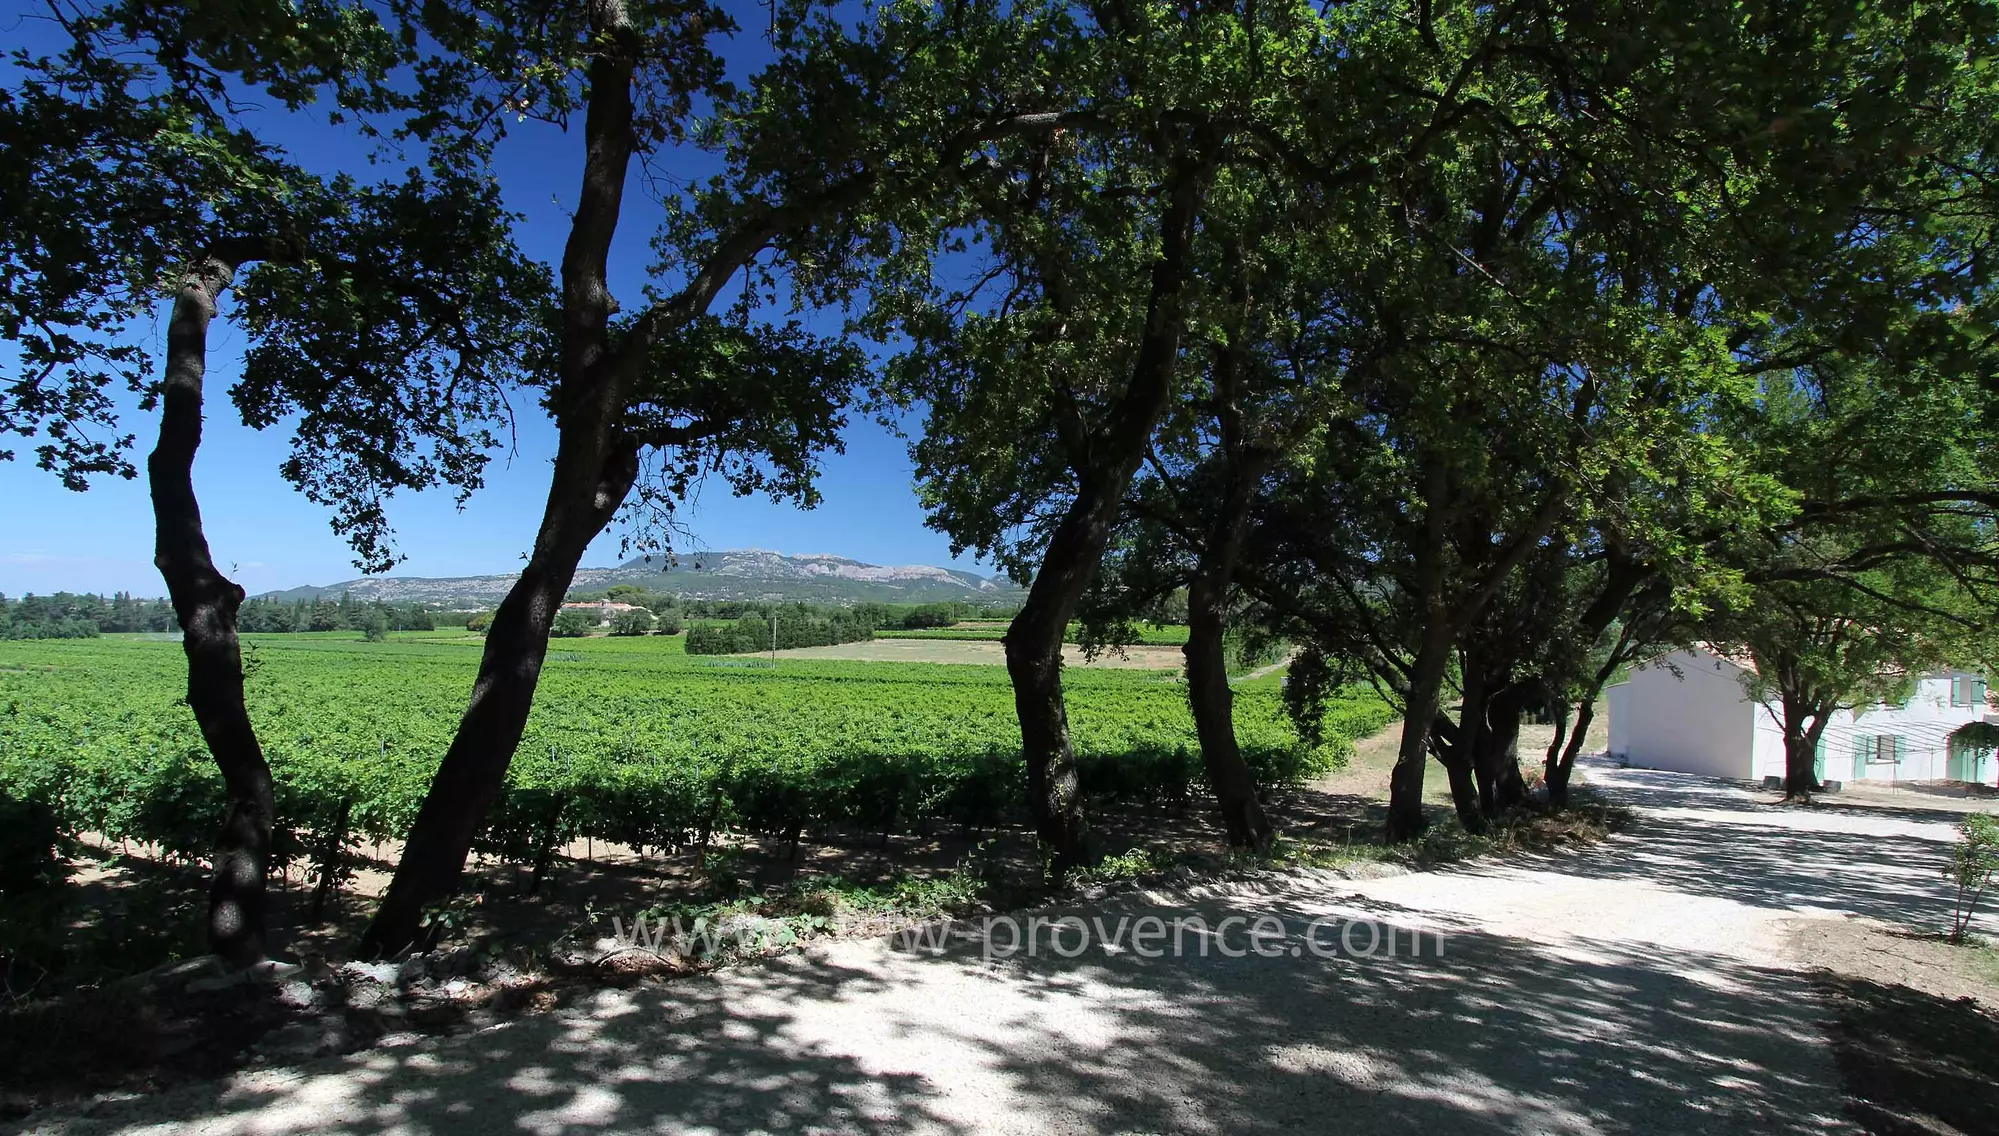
[1386,628,1453,842]
[1459,648,1494,819]
[149,253,276,967]
[1387,458,1454,843]
[1184,566,1273,848]
[360,8,645,956]
[1547,700,1594,809]
[1005,545,1095,876]
[1542,705,1570,798]
[1479,682,1529,813]
[1778,683,1830,799]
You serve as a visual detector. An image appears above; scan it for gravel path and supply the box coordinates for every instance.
[21,760,1987,1136]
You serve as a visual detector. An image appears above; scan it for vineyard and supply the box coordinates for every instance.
[0,634,1392,888]
[876,624,1194,646]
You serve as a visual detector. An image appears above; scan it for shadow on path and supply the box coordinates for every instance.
[30,887,1853,1136]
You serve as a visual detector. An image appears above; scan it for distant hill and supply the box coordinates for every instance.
[258,549,1026,608]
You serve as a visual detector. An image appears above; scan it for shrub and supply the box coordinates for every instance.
[0,788,67,993]
[464,611,493,632]
[552,609,594,638]
[1946,813,1999,942]
[610,609,655,636]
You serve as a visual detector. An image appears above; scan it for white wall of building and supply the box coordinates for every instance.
[1751,673,1995,787]
[1609,648,1996,785]
[1606,649,1760,779]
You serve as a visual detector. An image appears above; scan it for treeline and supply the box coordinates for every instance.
[236,595,442,636]
[0,591,450,640]
[685,612,876,655]
[563,587,1018,632]
[1,593,136,639]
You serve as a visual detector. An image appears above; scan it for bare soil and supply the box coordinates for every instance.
[1791,918,1999,1136]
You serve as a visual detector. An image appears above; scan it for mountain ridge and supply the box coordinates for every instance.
[257,548,1023,607]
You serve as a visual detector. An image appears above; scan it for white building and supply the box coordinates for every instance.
[1606,646,1996,786]
[558,600,647,627]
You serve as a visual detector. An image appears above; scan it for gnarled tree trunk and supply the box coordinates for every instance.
[1477,681,1530,815]
[1004,510,1103,876]
[1386,627,1453,842]
[359,441,635,955]
[1184,566,1272,848]
[1778,685,1832,800]
[150,253,275,966]
[1547,699,1593,809]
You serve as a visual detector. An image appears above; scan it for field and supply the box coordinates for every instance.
[772,638,1189,668]
[877,622,1193,646]
[0,632,1391,886]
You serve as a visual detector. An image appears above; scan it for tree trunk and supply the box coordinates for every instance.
[1480,684,1529,813]
[360,11,646,955]
[1004,502,1105,878]
[1547,700,1594,809]
[1184,568,1272,849]
[1459,651,1494,819]
[360,441,636,956]
[149,253,276,967]
[1386,632,1452,842]
[1779,687,1828,799]
[1542,705,1570,798]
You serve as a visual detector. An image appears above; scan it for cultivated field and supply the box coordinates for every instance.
[773,637,1189,668]
[0,633,1391,917]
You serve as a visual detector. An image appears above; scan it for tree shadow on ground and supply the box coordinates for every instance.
[1553,763,1989,936]
[1816,972,1999,1136]
[25,884,1853,1136]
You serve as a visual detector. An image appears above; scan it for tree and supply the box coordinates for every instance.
[2,0,545,962]
[875,0,1444,870]
[359,0,1077,953]
[1710,319,1999,797]
[551,609,594,639]
[1946,814,1999,942]
[1238,0,1999,841]
[609,608,655,636]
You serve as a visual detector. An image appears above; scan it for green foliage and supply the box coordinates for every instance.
[685,612,874,655]
[0,1,553,569]
[0,636,1390,885]
[551,610,594,638]
[1946,814,1999,943]
[0,787,62,899]
[0,786,67,993]
[609,608,655,636]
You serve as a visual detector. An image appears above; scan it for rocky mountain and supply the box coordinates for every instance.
[258,549,1024,608]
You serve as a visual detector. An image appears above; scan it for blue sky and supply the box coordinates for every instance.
[0,2,987,598]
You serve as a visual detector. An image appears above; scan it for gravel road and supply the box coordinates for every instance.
[20,760,1987,1136]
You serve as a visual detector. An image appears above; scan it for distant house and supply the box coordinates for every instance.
[1606,646,1996,786]
[559,601,645,627]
